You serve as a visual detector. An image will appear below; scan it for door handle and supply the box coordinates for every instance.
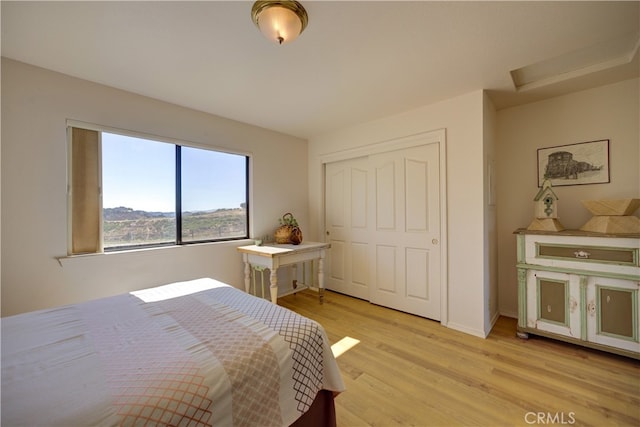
[432,239,439,245]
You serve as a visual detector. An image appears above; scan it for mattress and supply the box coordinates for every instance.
[1,278,345,426]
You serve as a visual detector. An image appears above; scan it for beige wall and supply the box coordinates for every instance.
[5,56,634,335]
[308,90,494,338]
[483,92,499,332]
[1,58,309,316]
[496,78,640,317]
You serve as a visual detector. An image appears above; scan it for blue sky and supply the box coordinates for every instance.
[101,133,246,212]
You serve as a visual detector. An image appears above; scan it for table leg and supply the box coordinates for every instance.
[269,267,278,304]
[292,263,298,290]
[318,250,325,304]
[243,254,251,294]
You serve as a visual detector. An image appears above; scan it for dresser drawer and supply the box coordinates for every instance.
[523,233,640,277]
[536,242,637,266]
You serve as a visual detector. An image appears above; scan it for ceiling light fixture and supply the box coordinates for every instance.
[251,1,308,45]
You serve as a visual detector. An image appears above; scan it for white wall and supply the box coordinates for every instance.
[1,58,309,316]
[8,56,631,332]
[308,90,492,337]
[483,92,499,333]
[496,78,640,318]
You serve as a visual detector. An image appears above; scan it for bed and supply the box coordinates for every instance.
[1,278,345,426]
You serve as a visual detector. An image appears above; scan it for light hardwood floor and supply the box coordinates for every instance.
[279,290,640,427]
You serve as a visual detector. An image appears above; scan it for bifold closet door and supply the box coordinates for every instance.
[324,141,442,320]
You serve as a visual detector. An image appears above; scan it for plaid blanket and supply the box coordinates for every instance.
[2,278,344,426]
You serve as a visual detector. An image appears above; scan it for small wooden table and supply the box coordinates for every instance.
[237,241,330,304]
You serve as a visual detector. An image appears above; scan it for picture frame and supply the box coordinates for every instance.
[537,139,610,187]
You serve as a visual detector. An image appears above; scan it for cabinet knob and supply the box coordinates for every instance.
[574,250,591,259]
[587,301,596,316]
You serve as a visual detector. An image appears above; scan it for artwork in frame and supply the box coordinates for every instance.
[537,139,610,187]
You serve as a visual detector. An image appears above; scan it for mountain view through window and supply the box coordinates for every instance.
[101,132,248,249]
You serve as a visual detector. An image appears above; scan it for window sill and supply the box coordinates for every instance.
[56,239,255,267]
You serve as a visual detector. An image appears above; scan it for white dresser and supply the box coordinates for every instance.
[515,229,640,359]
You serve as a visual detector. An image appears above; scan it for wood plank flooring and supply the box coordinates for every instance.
[279,290,640,427]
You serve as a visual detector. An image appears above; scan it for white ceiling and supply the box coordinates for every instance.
[2,1,639,139]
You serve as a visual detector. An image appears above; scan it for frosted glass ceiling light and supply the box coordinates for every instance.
[251,1,308,45]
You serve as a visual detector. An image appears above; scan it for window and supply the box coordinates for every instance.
[102,133,176,248]
[69,126,249,253]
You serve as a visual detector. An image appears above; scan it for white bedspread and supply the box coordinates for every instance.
[1,278,345,426]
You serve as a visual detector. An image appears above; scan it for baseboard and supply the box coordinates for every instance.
[499,310,518,319]
[489,310,500,333]
[445,321,488,339]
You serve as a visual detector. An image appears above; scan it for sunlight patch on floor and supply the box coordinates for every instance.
[331,336,360,358]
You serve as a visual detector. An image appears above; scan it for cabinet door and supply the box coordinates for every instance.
[586,277,640,354]
[526,270,580,338]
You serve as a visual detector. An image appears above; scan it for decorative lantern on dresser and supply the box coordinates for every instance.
[515,198,640,359]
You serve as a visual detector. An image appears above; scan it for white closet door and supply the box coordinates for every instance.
[325,157,370,300]
[368,143,441,319]
[324,139,443,320]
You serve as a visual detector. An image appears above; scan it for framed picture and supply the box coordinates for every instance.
[537,139,610,187]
